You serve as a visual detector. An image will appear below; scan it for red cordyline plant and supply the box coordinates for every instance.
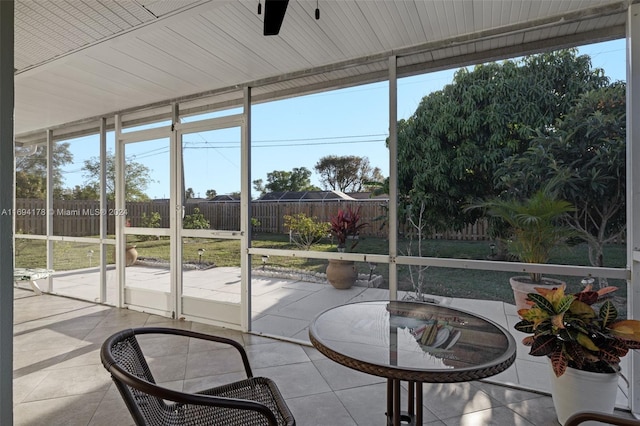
[514,285,640,377]
[330,206,368,252]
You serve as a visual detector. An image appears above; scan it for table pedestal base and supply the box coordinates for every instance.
[386,379,423,426]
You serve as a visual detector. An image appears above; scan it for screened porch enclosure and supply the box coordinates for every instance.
[5,1,640,423]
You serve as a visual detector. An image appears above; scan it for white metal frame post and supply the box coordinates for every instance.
[241,87,252,331]
[0,1,13,423]
[99,117,108,303]
[46,129,54,292]
[114,114,125,308]
[627,3,640,416]
[388,55,398,300]
[170,103,181,319]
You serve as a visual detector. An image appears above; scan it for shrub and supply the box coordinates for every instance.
[251,217,261,233]
[141,211,161,228]
[183,207,210,229]
[284,213,330,250]
[137,211,161,241]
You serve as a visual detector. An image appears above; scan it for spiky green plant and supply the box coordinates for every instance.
[467,189,575,282]
[329,207,368,252]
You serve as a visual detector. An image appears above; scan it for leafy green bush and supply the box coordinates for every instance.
[137,211,161,241]
[183,207,210,229]
[251,217,262,235]
[284,213,330,250]
[141,211,161,228]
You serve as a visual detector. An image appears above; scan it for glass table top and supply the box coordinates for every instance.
[309,300,516,380]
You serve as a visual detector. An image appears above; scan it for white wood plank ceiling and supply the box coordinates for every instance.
[13,0,634,141]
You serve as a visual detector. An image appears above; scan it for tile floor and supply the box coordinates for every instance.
[35,265,632,398]
[12,273,638,425]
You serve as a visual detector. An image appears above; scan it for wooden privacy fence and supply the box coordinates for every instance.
[15,198,493,240]
[14,198,117,236]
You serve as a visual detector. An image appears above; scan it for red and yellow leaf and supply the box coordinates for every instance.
[520,307,549,326]
[533,287,556,297]
[550,349,568,377]
[556,295,575,314]
[530,334,556,356]
[596,286,618,297]
[551,313,565,330]
[521,336,535,346]
[528,293,556,315]
[599,300,618,327]
[537,287,565,307]
[574,291,598,305]
[576,333,599,351]
[610,320,640,342]
[569,300,596,318]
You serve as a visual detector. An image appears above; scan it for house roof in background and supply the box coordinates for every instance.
[256,190,357,201]
[208,195,240,201]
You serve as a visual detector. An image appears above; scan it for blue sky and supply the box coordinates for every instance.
[58,39,626,200]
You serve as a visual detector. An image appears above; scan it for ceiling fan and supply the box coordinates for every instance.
[260,0,319,36]
[262,0,289,36]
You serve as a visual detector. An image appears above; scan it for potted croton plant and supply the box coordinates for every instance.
[514,286,640,424]
[326,206,368,289]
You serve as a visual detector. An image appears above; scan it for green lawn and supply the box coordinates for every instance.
[14,233,628,313]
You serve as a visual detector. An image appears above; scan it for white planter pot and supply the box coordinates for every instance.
[510,276,565,312]
[549,363,619,425]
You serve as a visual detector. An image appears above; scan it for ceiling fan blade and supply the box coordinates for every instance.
[263,0,289,36]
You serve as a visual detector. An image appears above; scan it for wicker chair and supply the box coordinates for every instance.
[101,327,296,426]
[564,411,640,426]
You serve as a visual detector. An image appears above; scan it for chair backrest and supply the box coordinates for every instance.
[565,411,640,426]
[102,327,294,426]
[101,329,168,425]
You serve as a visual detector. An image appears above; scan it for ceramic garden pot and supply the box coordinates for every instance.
[125,245,138,267]
[326,259,357,289]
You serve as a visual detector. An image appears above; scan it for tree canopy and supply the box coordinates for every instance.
[253,167,320,195]
[15,171,46,199]
[81,150,154,201]
[496,82,626,267]
[396,49,609,232]
[15,143,73,199]
[185,187,195,200]
[314,155,384,193]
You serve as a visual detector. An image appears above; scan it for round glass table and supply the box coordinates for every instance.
[309,300,516,426]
